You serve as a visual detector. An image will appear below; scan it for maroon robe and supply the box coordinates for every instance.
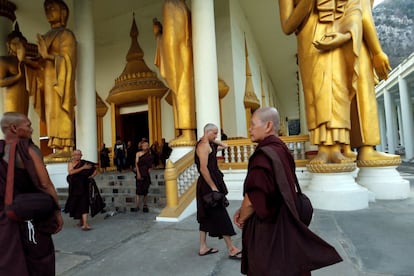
[0,139,55,276]
[195,142,235,238]
[241,135,342,276]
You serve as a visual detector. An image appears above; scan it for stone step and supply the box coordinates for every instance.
[58,169,166,212]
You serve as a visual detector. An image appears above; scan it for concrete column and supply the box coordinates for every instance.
[397,105,403,147]
[398,76,414,161]
[377,99,387,152]
[73,0,97,162]
[383,89,396,154]
[192,0,220,139]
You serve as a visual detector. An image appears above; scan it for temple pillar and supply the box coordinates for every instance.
[73,0,97,162]
[377,100,387,152]
[192,0,220,138]
[398,76,414,161]
[148,96,162,144]
[383,89,397,154]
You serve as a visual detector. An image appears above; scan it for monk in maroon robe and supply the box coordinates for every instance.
[234,107,342,276]
[0,112,63,275]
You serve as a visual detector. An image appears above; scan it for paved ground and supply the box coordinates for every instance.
[54,164,414,276]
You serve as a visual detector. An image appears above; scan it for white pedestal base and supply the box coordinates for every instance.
[296,167,312,189]
[304,172,369,211]
[46,163,68,189]
[356,166,410,200]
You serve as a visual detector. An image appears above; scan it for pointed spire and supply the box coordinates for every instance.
[243,34,260,110]
[107,14,168,106]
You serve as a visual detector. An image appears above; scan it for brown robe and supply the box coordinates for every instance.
[65,160,96,219]
[195,142,235,238]
[241,135,342,275]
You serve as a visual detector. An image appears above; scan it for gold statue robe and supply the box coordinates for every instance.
[154,0,196,133]
[41,27,77,150]
[297,0,362,146]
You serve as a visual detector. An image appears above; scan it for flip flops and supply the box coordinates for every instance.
[228,251,242,260]
[198,248,219,256]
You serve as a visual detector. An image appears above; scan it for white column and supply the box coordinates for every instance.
[383,89,396,154]
[399,76,414,161]
[73,0,97,162]
[377,98,387,152]
[192,0,220,139]
[397,105,403,147]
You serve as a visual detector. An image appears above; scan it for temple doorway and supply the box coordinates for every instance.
[121,111,149,148]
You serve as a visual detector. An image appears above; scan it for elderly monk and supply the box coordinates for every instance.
[234,107,342,275]
[0,112,63,275]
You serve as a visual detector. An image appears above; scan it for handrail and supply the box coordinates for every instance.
[159,135,312,220]
[163,149,197,208]
[220,135,311,169]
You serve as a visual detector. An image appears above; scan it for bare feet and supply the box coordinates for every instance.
[81,225,92,231]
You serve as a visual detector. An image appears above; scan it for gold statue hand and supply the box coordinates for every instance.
[313,32,352,51]
[372,51,391,80]
[37,34,50,60]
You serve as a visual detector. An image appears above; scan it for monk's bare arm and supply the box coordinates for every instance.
[29,146,63,232]
[212,139,228,151]
[68,161,92,175]
[233,194,255,229]
[279,0,313,35]
[135,152,142,179]
[196,142,218,191]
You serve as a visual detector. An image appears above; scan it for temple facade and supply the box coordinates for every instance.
[0,0,302,162]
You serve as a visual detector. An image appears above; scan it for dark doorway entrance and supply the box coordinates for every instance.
[121,111,149,147]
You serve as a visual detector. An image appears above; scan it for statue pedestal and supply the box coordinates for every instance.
[304,171,369,211]
[168,146,194,163]
[46,163,68,189]
[356,166,410,200]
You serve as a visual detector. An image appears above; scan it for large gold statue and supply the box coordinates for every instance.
[153,0,196,146]
[35,0,77,158]
[279,0,399,167]
[0,23,29,115]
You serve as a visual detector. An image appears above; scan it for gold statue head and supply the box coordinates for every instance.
[6,22,27,57]
[44,0,69,27]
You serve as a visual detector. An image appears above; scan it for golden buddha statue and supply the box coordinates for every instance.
[0,23,29,116]
[279,0,399,170]
[153,0,196,147]
[35,0,77,160]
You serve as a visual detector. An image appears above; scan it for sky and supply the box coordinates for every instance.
[374,0,384,7]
